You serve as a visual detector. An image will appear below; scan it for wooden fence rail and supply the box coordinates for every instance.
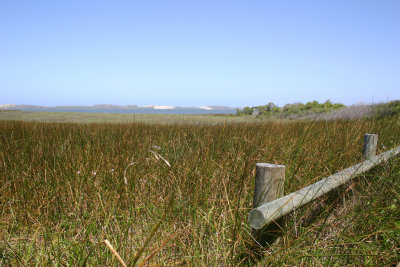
[249,134,400,230]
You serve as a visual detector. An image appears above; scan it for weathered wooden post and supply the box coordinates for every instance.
[252,163,285,246]
[253,163,285,209]
[363,134,378,160]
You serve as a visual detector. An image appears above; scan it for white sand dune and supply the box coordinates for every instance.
[0,104,17,110]
[153,106,175,109]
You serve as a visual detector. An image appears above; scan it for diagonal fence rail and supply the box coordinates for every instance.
[249,134,400,230]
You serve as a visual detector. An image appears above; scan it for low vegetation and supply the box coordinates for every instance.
[236,100,345,117]
[0,115,399,265]
[0,110,240,124]
[237,100,400,121]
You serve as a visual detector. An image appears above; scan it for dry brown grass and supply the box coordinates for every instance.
[0,117,399,265]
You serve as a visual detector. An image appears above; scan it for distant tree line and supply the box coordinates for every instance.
[236,100,345,117]
[374,100,400,117]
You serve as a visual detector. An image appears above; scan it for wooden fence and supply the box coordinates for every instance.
[249,134,400,230]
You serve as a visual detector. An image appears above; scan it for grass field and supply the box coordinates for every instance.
[0,113,399,265]
[0,110,254,124]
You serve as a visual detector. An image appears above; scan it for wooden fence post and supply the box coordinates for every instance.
[252,163,285,246]
[363,134,378,160]
[253,163,286,209]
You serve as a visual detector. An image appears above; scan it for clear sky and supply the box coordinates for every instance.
[1,0,399,107]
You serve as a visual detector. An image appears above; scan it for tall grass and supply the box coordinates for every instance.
[0,117,399,265]
[0,110,246,124]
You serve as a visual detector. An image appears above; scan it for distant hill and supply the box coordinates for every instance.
[0,104,236,111]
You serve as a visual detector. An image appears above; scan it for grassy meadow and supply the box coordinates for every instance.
[0,113,400,265]
[0,110,250,124]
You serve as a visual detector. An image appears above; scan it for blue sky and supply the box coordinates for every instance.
[1,0,399,107]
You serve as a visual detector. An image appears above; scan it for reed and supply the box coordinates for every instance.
[0,117,399,265]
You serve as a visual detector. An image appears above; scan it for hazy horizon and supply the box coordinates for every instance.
[1,99,393,109]
[1,1,399,107]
